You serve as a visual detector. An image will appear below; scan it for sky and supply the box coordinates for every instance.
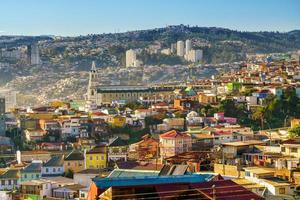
[0,0,299,36]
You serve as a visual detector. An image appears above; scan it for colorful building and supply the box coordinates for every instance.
[64,150,85,173]
[20,162,42,182]
[86,145,107,169]
[159,130,192,158]
[108,137,128,162]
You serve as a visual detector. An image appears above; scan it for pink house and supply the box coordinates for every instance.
[159,130,192,159]
[214,112,237,124]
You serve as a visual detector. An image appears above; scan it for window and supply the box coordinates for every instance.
[13,180,17,185]
[101,156,104,160]
[1,180,5,185]
[291,148,298,153]
[24,174,27,179]
[8,180,11,185]
[281,147,285,152]
[36,174,39,178]
[279,188,285,194]
[96,156,99,160]
[245,171,251,177]
[53,168,56,173]
[68,162,70,166]
[90,156,93,160]
[58,168,60,172]
[46,168,49,173]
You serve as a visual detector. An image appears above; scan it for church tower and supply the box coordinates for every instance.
[87,61,97,102]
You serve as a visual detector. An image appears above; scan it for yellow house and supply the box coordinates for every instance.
[26,112,57,120]
[281,137,300,158]
[86,145,107,169]
[109,115,126,127]
[64,150,85,173]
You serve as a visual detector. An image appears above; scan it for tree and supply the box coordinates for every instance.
[252,106,268,130]
[63,169,74,178]
[288,125,300,138]
[218,99,236,117]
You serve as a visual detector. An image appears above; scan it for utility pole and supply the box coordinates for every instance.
[212,184,216,200]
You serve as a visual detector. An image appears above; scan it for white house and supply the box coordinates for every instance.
[41,156,64,177]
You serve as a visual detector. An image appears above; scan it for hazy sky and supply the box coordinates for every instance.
[1,0,300,36]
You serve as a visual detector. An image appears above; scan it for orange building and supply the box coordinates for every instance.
[291,119,300,128]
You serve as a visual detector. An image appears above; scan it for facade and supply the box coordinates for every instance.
[176,40,184,57]
[0,169,20,190]
[130,134,159,160]
[0,89,17,112]
[94,85,151,105]
[20,162,42,182]
[86,145,107,169]
[109,115,126,127]
[126,49,137,67]
[198,92,217,104]
[41,156,64,177]
[108,137,128,162]
[27,44,40,65]
[64,150,85,173]
[86,62,186,105]
[281,137,300,158]
[20,180,52,200]
[159,130,192,158]
[186,49,203,62]
[0,98,5,114]
[185,39,191,54]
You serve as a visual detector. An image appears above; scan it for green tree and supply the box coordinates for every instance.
[288,125,300,138]
[252,106,268,130]
[63,169,74,178]
[218,99,237,117]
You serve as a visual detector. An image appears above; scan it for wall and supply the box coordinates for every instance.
[214,164,244,178]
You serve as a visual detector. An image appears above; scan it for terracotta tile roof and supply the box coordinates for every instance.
[191,179,264,200]
[282,137,300,145]
[159,130,190,139]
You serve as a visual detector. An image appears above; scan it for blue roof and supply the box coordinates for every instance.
[108,169,159,178]
[93,170,214,189]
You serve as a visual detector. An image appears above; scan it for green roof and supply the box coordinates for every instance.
[87,145,107,154]
[108,137,128,147]
[64,150,84,161]
[44,156,64,167]
[0,169,20,179]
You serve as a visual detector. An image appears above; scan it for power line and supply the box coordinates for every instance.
[107,181,259,198]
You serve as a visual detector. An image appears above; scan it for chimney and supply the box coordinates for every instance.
[84,149,87,169]
[16,150,21,164]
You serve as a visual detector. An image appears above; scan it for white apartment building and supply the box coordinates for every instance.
[176,41,184,57]
[126,49,137,67]
[0,89,17,112]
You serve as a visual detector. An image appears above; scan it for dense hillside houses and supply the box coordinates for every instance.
[0,46,299,199]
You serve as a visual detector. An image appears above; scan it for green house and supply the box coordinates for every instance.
[20,162,42,182]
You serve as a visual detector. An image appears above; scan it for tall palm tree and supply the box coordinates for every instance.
[252,106,268,130]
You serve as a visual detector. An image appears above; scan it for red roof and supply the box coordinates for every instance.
[160,130,191,139]
[153,102,168,107]
[282,137,300,145]
[191,179,264,200]
[92,112,108,116]
[214,130,232,136]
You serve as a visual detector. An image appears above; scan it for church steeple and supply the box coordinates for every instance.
[87,61,97,102]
